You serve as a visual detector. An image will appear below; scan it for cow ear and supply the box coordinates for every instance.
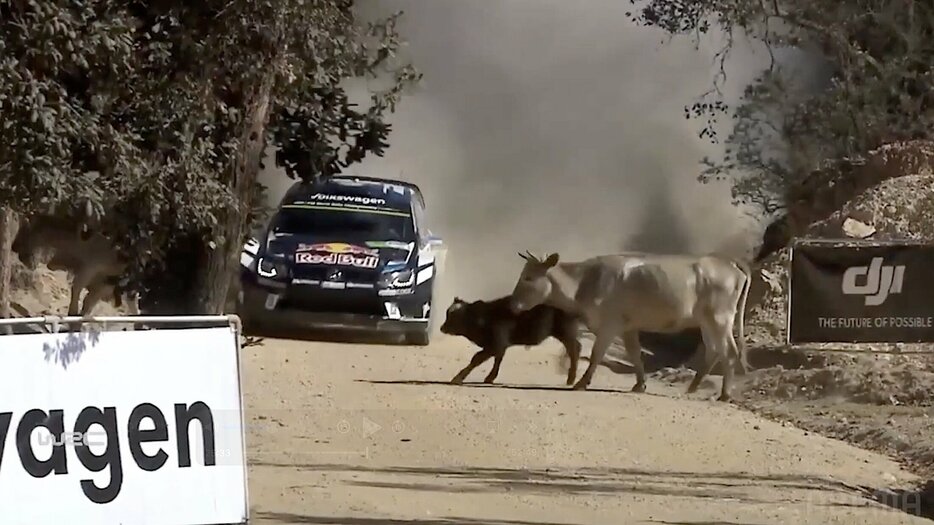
[517,251,529,261]
[543,253,560,268]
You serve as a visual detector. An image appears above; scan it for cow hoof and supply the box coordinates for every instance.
[450,377,465,385]
[482,377,496,384]
[717,394,732,403]
[572,381,589,391]
[631,383,646,393]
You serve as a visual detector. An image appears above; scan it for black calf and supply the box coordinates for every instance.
[440,295,582,386]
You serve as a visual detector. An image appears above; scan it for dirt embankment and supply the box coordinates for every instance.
[648,144,934,513]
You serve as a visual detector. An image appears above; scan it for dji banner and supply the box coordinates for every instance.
[789,239,934,343]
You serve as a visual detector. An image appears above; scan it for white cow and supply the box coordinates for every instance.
[12,216,139,317]
[508,251,751,401]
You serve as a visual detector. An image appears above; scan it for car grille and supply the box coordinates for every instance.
[282,287,386,316]
[291,265,378,283]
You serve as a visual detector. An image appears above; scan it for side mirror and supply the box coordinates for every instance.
[425,233,444,251]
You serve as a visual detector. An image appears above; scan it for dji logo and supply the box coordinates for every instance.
[841,257,905,306]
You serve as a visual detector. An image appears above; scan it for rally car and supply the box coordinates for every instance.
[237,175,445,345]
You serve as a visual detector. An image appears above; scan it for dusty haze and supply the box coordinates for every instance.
[258,0,777,308]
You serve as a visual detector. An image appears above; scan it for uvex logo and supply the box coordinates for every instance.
[841,257,905,306]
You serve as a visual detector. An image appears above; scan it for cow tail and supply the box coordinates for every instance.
[733,259,752,372]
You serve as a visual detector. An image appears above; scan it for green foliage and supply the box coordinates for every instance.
[271,9,421,182]
[628,0,934,216]
[0,0,420,308]
[0,0,139,214]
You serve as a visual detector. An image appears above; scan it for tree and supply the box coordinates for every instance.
[0,0,147,321]
[0,0,419,316]
[628,0,934,220]
[162,1,420,313]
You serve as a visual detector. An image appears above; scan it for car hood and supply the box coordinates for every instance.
[263,233,415,272]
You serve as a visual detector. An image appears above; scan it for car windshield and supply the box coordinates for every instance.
[270,206,415,241]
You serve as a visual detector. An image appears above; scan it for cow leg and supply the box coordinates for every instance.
[622,330,646,393]
[687,319,723,395]
[573,325,618,391]
[483,346,508,384]
[557,322,582,386]
[68,268,94,316]
[80,279,113,317]
[125,292,141,331]
[688,319,735,402]
[718,324,739,402]
[734,329,751,375]
[450,348,494,385]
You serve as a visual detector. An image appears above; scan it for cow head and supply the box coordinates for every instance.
[509,251,559,314]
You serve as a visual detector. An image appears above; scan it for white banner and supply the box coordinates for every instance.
[0,326,248,525]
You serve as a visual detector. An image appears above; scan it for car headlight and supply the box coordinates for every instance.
[256,257,288,279]
[379,269,414,288]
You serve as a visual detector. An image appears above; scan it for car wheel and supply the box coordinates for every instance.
[405,329,431,346]
[239,313,262,336]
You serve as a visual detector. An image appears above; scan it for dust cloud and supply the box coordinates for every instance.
[258,0,777,305]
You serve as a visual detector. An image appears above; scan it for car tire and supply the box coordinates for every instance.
[405,329,432,346]
[241,317,260,336]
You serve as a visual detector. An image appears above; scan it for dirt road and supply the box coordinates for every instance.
[243,334,928,525]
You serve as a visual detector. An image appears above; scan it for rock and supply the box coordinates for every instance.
[842,217,876,238]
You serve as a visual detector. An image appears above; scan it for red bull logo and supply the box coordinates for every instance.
[295,251,379,269]
[296,242,378,257]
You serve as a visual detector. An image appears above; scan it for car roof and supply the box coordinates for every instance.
[280,176,426,210]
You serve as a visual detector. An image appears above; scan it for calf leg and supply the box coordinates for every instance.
[481,325,512,384]
[450,348,494,385]
[622,330,646,393]
[483,346,508,384]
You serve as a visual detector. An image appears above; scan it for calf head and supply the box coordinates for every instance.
[509,251,559,314]
[440,297,474,336]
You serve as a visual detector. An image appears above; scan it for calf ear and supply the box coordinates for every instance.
[543,253,560,268]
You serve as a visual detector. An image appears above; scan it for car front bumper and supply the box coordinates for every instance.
[238,276,431,334]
